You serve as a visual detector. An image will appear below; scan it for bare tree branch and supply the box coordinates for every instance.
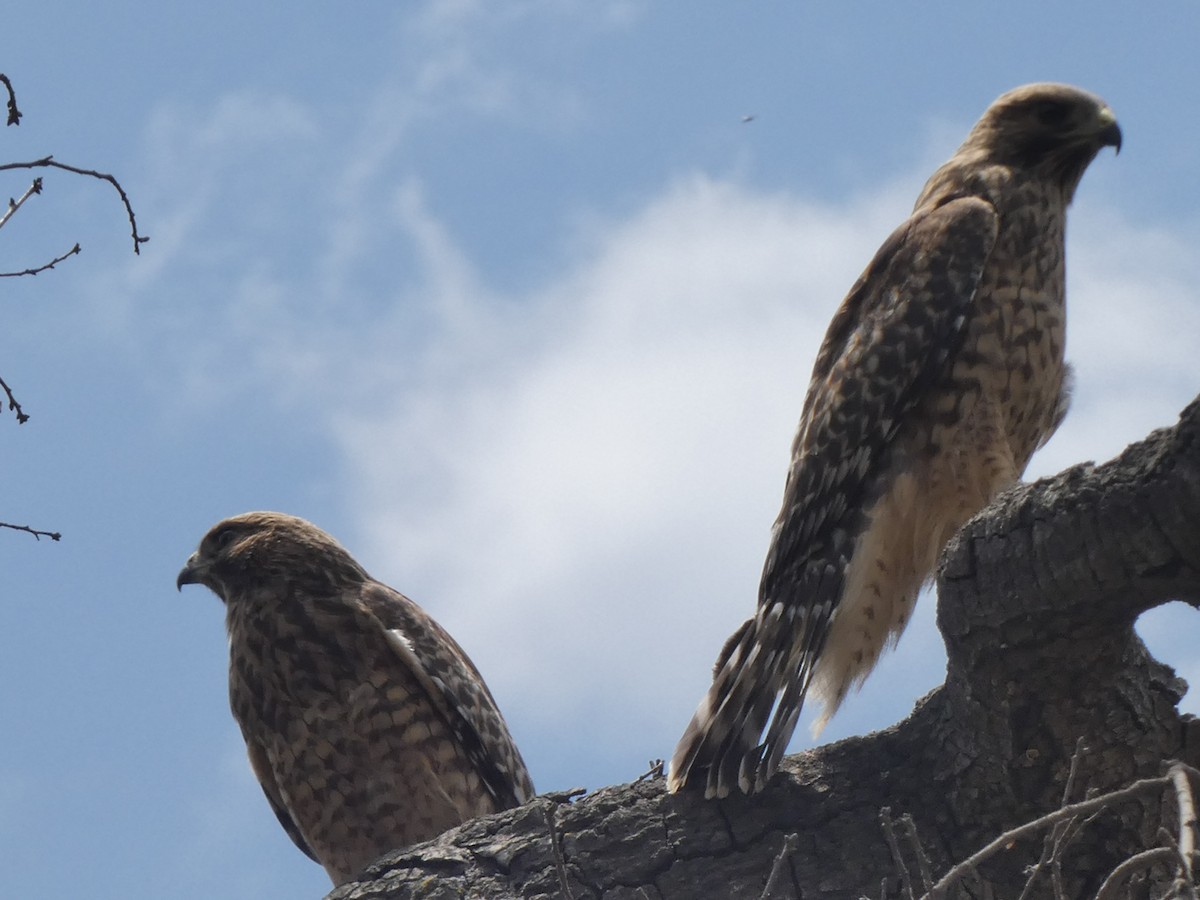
[1093,847,1180,900]
[1017,738,1089,900]
[1170,764,1199,899]
[0,176,42,231]
[543,800,577,900]
[927,763,1200,900]
[926,774,1175,899]
[0,156,147,253]
[1,75,147,544]
[881,808,916,900]
[636,759,665,783]
[899,814,935,896]
[0,373,29,423]
[758,833,799,900]
[0,521,61,541]
[0,242,81,277]
[0,74,20,127]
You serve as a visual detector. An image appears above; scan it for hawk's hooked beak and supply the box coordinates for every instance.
[1095,106,1122,154]
[176,552,205,591]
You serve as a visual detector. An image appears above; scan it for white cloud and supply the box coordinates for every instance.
[121,23,1200,788]
[416,0,645,37]
[134,92,320,287]
[316,173,1198,787]
[1035,208,1200,473]
[334,175,896,699]
[78,89,324,416]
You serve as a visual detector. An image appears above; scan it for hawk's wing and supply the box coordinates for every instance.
[761,194,999,599]
[358,582,535,809]
[672,195,999,796]
[245,738,320,863]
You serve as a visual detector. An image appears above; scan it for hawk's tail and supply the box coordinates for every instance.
[668,600,825,798]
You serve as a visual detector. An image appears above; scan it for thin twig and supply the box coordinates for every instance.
[0,522,61,540]
[1093,846,1180,900]
[1061,739,1087,808]
[926,773,1173,899]
[1024,739,1088,900]
[0,373,29,423]
[0,177,42,232]
[1172,762,1200,784]
[1050,805,1107,898]
[0,73,20,126]
[541,787,587,804]
[899,815,935,894]
[1049,861,1066,900]
[0,156,147,253]
[636,759,665,783]
[1018,826,1060,900]
[881,808,916,900]
[1169,762,1199,899]
[0,242,81,277]
[543,800,576,900]
[1172,763,1199,872]
[759,833,800,900]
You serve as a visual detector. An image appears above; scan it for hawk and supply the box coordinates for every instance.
[176,511,535,885]
[669,83,1121,798]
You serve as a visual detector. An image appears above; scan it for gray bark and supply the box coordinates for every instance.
[330,395,1200,900]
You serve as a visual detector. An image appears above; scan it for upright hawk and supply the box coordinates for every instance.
[177,511,535,885]
[670,83,1121,798]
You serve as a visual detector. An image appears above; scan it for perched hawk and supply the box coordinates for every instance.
[670,83,1121,798]
[177,511,535,885]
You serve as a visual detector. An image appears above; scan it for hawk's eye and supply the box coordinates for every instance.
[213,527,239,550]
[1035,101,1071,128]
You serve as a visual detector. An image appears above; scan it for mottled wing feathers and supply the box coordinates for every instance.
[359,582,535,809]
[245,738,320,863]
[670,196,999,797]
[762,196,999,597]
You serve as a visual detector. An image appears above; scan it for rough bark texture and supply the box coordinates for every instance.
[329,395,1200,900]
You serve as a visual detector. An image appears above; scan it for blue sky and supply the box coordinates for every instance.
[3,3,1199,897]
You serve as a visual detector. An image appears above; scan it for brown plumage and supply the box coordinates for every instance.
[177,511,534,885]
[670,83,1121,798]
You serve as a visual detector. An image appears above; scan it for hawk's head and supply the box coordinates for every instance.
[177,511,367,602]
[965,82,1121,197]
